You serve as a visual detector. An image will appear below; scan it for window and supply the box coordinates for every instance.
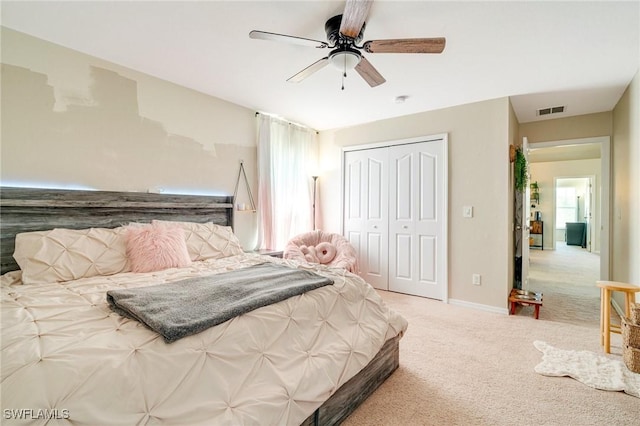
[556,187,577,229]
[256,114,317,250]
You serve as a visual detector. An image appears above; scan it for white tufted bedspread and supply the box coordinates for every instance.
[1,254,407,425]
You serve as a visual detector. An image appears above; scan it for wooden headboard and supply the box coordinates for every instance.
[0,187,234,274]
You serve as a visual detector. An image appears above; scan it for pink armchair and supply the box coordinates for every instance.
[283,230,359,273]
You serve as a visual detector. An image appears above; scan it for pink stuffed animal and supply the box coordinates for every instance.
[299,245,320,263]
[299,243,336,264]
[315,242,337,264]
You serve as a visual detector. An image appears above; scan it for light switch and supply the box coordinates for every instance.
[472,274,481,285]
[463,206,473,218]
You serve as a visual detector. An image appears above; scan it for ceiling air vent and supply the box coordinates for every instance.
[537,105,565,116]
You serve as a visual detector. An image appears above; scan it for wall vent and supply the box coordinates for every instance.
[537,105,565,116]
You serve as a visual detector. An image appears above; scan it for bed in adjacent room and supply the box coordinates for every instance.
[0,187,407,425]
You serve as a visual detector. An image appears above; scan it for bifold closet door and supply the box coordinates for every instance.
[388,141,445,299]
[343,148,389,290]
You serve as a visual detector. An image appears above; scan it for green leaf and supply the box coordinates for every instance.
[514,148,528,192]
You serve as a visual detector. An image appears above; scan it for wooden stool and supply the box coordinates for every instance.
[596,280,640,354]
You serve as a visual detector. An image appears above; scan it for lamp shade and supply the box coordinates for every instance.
[329,49,361,70]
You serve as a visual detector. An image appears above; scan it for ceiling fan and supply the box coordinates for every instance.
[249,0,445,89]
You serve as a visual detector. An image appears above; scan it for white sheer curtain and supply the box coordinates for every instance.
[256,114,317,250]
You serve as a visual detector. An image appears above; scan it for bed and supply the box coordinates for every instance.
[0,187,407,425]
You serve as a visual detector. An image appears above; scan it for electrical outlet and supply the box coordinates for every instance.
[472,274,481,286]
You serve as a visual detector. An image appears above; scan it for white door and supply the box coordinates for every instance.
[388,141,446,299]
[521,137,530,290]
[343,148,389,290]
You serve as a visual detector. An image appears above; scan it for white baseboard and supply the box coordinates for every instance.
[448,298,509,315]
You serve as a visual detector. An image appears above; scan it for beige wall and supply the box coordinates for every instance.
[319,97,512,311]
[4,26,636,310]
[519,73,639,289]
[519,112,612,144]
[1,28,259,249]
[529,159,601,251]
[520,71,640,295]
[612,70,640,286]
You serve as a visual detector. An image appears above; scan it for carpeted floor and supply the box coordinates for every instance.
[343,243,639,425]
[526,242,601,327]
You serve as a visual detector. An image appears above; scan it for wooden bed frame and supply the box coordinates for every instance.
[0,186,400,425]
[0,187,233,274]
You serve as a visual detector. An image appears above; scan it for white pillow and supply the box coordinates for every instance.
[13,227,130,284]
[152,220,243,261]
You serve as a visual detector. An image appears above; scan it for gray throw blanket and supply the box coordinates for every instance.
[106,263,333,343]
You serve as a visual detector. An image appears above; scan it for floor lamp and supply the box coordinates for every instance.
[312,176,318,230]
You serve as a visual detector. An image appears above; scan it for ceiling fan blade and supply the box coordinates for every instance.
[364,37,446,54]
[249,30,328,48]
[287,57,330,83]
[355,56,386,87]
[340,0,373,39]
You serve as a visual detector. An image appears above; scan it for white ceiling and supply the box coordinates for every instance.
[2,1,639,131]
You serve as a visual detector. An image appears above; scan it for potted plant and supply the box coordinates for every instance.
[532,181,540,203]
[514,148,528,192]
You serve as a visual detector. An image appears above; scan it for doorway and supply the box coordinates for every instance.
[526,136,609,279]
[554,176,594,252]
[519,136,609,325]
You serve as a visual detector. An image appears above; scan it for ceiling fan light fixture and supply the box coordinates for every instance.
[329,49,361,70]
[249,0,446,87]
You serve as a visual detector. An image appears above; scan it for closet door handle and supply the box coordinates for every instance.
[402,225,409,229]
[373,225,378,229]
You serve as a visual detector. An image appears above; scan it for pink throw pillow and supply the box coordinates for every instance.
[316,242,337,264]
[126,223,191,273]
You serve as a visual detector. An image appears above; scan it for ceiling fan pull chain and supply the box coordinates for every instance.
[341,54,347,90]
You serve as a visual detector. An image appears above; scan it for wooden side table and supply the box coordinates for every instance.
[596,280,640,354]
[509,289,543,319]
[529,220,543,250]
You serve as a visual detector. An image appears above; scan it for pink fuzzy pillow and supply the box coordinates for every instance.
[125,223,191,273]
[316,242,337,264]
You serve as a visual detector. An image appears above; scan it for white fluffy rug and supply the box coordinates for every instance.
[534,341,640,398]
